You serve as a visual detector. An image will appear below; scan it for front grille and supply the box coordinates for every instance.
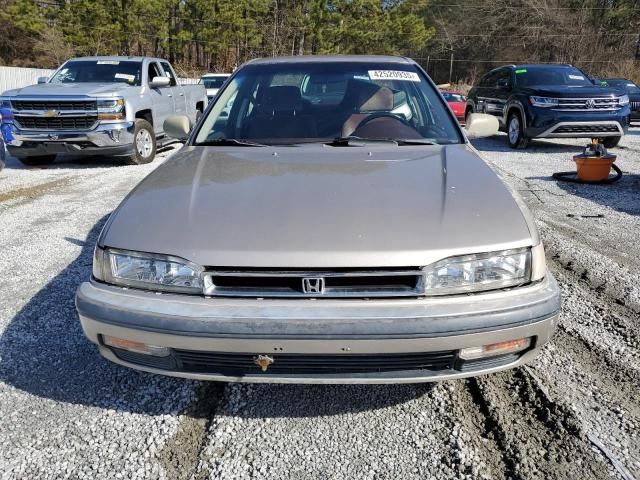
[112,348,457,375]
[631,101,640,112]
[11,100,97,111]
[553,97,622,111]
[16,116,98,130]
[204,268,424,298]
[553,124,619,134]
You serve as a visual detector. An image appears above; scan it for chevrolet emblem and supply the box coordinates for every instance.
[253,354,274,372]
[44,110,60,117]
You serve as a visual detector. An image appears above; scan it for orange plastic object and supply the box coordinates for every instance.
[573,154,616,182]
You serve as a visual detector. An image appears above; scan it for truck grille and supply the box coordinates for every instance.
[16,116,98,130]
[11,100,97,111]
[631,101,640,112]
[203,268,424,298]
[553,97,622,111]
[112,348,457,375]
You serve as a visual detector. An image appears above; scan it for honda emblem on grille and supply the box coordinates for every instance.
[254,354,274,372]
[302,277,325,294]
[585,99,595,109]
[44,110,60,117]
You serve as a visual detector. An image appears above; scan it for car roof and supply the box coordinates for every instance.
[245,55,415,65]
[68,56,165,63]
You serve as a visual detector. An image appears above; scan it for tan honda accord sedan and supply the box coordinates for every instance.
[76,55,560,383]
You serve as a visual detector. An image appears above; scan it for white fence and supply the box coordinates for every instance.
[0,66,55,93]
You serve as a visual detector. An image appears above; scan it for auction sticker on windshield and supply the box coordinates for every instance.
[368,70,420,82]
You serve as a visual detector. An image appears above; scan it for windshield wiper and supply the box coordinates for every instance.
[198,138,266,147]
[328,136,399,146]
[329,136,438,146]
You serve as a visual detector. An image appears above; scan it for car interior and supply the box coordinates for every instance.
[202,71,457,144]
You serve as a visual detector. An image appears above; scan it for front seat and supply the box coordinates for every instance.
[339,80,394,137]
[244,86,317,139]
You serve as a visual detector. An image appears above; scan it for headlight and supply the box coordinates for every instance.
[93,247,203,294]
[529,96,559,108]
[423,248,531,295]
[618,94,630,106]
[97,98,125,121]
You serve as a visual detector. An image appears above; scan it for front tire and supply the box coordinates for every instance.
[18,155,57,166]
[507,112,529,149]
[601,136,621,149]
[124,119,156,165]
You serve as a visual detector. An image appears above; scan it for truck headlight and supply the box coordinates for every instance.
[529,96,559,108]
[97,98,125,121]
[93,247,203,294]
[618,94,630,106]
[423,248,531,295]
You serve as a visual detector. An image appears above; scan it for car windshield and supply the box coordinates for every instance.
[603,79,640,94]
[49,60,142,86]
[442,92,464,102]
[194,61,462,146]
[203,77,228,89]
[514,66,593,87]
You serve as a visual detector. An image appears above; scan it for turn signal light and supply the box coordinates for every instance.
[102,335,170,357]
[459,337,531,361]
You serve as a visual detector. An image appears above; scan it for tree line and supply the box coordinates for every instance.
[0,0,638,83]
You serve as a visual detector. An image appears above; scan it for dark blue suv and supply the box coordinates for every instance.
[466,64,631,148]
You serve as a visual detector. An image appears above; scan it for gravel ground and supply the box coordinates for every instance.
[0,131,639,479]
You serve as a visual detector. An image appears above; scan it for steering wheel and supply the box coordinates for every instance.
[354,112,415,132]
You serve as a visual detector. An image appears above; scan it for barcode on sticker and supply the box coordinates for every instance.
[368,70,420,82]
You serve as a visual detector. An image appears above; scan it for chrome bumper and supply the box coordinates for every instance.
[4,121,135,156]
[76,275,561,383]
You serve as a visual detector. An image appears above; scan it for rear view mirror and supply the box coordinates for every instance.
[465,113,499,139]
[164,115,191,140]
[150,76,171,88]
[37,76,49,84]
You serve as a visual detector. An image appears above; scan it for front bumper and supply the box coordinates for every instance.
[4,121,135,158]
[524,107,629,139]
[76,275,561,384]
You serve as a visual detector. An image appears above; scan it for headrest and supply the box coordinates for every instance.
[342,79,394,112]
[260,86,304,113]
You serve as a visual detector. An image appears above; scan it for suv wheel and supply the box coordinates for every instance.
[124,119,156,165]
[601,136,621,149]
[18,155,57,166]
[507,113,529,149]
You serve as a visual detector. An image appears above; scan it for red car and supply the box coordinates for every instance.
[441,90,466,125]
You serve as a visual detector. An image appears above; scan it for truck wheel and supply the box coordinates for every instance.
[125,119,156,165]
[18,155,57,166]
[602,136,621,148]
[507,112,529,149]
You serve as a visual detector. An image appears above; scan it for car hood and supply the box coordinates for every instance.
[2,82,134,98]
[520,85,625,97]
[101,144,533,268]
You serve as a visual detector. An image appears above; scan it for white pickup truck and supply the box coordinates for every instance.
[0,56,207,165]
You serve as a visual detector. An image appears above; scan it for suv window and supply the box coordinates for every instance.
[480,70,502,88]
[514,65,593,87]
[496,69,512,89]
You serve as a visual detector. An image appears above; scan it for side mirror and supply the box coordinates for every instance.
[465,113,499,139]
[37,76,49,84]
[164,115,191,140]
[150,76,171,88]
